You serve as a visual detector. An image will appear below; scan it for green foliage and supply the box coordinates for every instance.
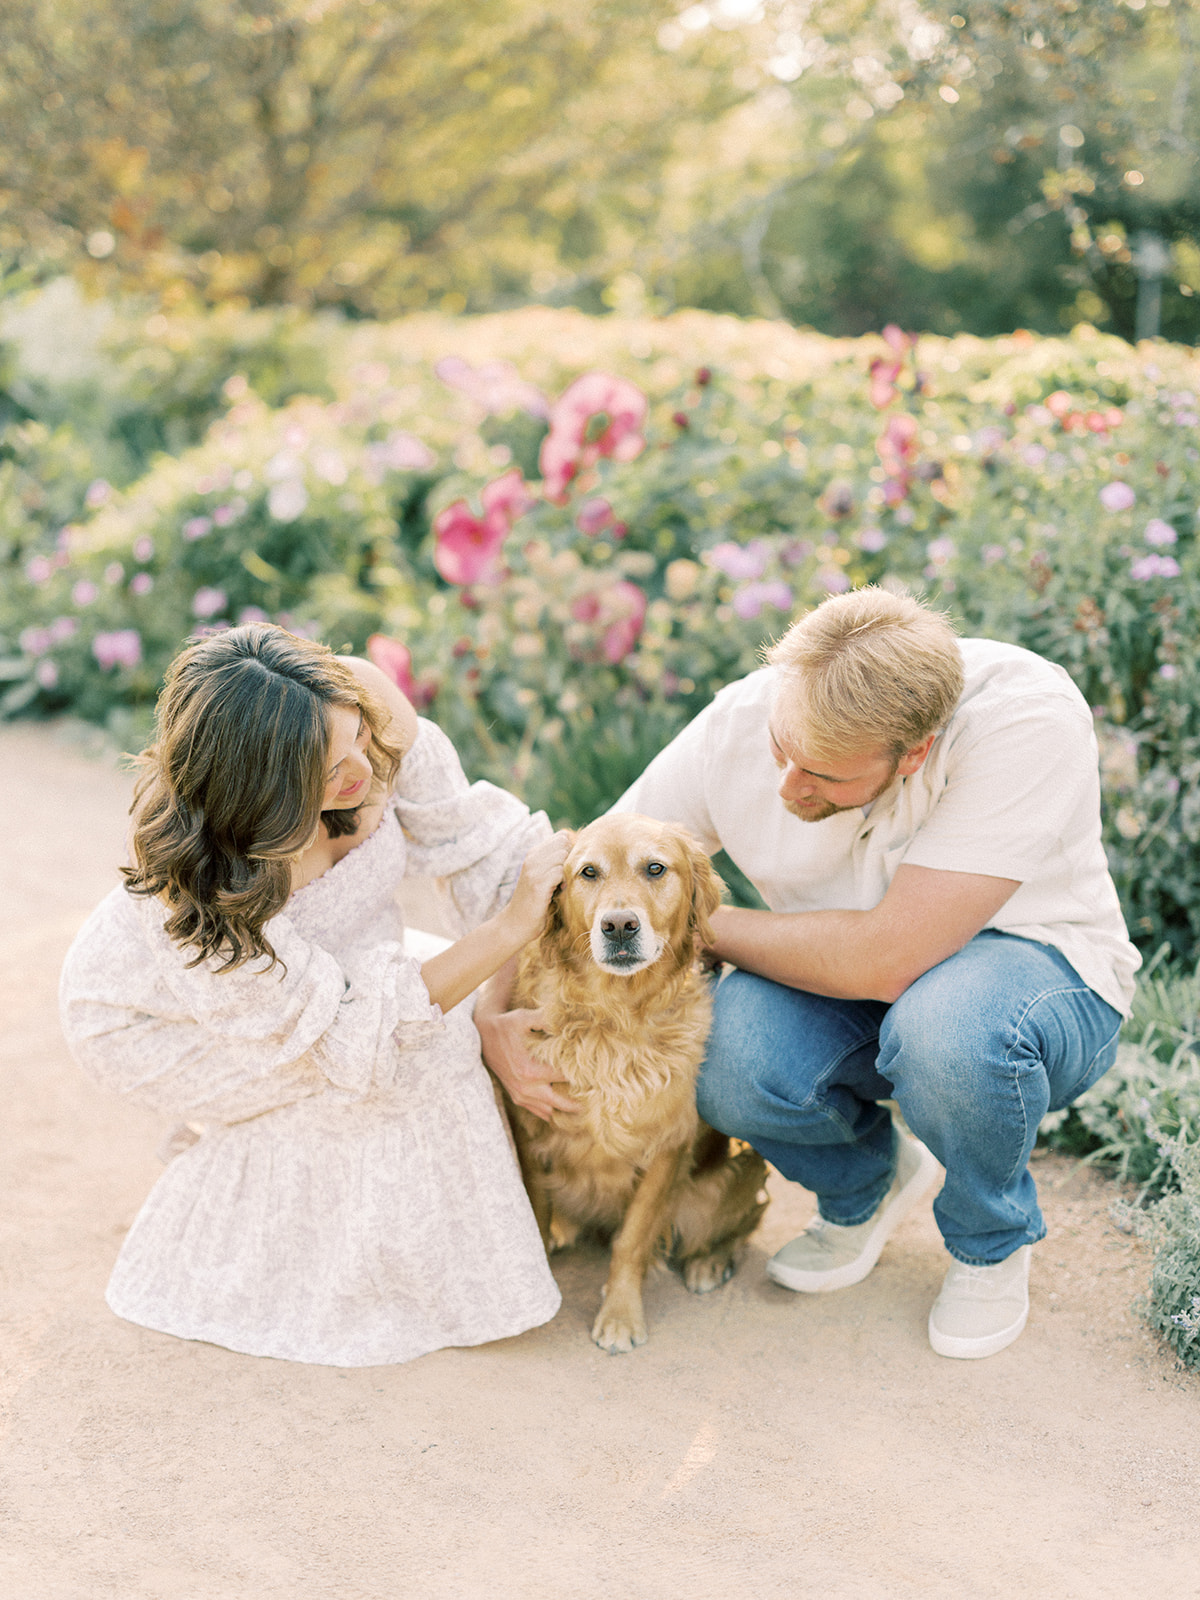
[4,300,1200,959]
[1123,1138,1200,1369]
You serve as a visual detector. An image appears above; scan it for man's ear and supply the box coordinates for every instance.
[897,733,936,777]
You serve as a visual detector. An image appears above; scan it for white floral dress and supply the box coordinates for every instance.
[59,719,561,1366]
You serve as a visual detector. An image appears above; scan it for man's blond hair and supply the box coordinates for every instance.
[766,586,964,761]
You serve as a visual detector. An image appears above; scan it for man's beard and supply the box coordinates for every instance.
[783,764,900,823]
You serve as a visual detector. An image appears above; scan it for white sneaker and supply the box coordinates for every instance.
[928,1245,1031,1359]
[766,1129,940,1293]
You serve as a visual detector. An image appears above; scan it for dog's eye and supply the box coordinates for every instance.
[579,864,598,879]
[646,861,666,877]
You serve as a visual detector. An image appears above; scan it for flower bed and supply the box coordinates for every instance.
[2,306,1199,959]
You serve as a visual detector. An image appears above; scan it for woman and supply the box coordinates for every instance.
[59,623,568,1366]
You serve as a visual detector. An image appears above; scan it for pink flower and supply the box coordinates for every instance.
[539,373,648,502]
[238,606,269,624]
[732,581,794,620]
[570,581,647,664]
[132,537,155,562]
[707,540,769,580]
[183,516,212,541]
[34,660,59,689]
[366,633,439,708]
[433,501,507,586]
[1144,519,1177,546]
[982,544,1006,566]
[25,555,53,584]
[19,626,52,656]
[1159,663,1179,680]
[856,528,887,552]
[85,479,112,509]
[268,479,308,522]
[49,616,78,643]
[130,572,154,596]
[104,562,124,585]
[1100,481,1136,512]
[363,431,438,480]
[576,498,616,536]
[192,587,228,618]
[881,323,914,354]
[1130,553,1180,580]
[71,580,98,607]
[434,357,549,419]
[481,467,536,526]
[926,537,957,565]
[869,357,902,409]
[92,629,142,670]
[432,469,533,586]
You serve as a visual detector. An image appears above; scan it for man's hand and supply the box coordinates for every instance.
[477,1004,578,1122]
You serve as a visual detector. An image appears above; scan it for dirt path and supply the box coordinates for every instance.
[1,720,1197,1600]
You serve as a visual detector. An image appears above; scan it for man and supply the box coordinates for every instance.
[479,586,1139,1358]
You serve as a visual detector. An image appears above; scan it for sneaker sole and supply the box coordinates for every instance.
[766,1137,940,1293]
[928,1305,1028,1360]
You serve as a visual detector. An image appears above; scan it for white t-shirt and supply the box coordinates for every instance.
[614,638,1140,1016]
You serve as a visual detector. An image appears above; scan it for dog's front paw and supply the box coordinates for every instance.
[592,1301,647,1354]
[682,1250,737,1293]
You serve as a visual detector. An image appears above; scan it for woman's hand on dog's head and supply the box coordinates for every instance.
[503,830,573,947]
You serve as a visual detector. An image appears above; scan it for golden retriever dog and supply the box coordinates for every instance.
[506,813,768,1354]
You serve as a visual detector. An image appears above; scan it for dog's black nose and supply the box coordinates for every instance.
[602,915,640,940]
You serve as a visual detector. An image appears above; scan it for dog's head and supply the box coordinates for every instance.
[544,813,723,978]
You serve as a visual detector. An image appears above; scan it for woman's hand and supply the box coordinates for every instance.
[497,830,572,947]
[418,832,571,1017]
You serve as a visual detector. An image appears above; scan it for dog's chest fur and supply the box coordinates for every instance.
[510,956,712,1221]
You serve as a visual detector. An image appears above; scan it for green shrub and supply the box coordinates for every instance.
[4,305,1200,958]
[1121,1138,1200,1369]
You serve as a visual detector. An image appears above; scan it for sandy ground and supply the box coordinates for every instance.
[2,720,1198,1600]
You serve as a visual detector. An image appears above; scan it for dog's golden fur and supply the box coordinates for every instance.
[507,813,768,1353]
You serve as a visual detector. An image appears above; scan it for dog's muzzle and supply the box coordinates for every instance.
[591,908,663,975]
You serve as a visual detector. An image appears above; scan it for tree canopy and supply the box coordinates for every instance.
[1,0,1197,337]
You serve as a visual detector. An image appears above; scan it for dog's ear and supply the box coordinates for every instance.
[685,837,725,952]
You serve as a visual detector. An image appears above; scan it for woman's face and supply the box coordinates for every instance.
[322,702,374,809]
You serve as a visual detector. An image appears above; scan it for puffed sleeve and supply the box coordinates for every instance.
[59,887,445,1125]
[392,718,552,934]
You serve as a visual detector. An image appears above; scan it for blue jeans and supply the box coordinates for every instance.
[697,931,1121,1264]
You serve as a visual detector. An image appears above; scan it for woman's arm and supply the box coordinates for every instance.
[337,654,419,756]
[419,831,570,1013]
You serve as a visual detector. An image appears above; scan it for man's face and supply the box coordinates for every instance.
[767,717,933,822]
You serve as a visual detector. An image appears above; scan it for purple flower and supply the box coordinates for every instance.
[975,426,1006,455]
[731,580,794,620]
[71,579,98,607]
[708,540,770,580]
[926,537,957,565]
[192,586,228,619]
[1021,444,1048,467]
[92,629,142,671]
[1100,481,1136,512]
[1158,663,1179,680]
[183,516,213,541]
[130,572,154,596]
[1144,519,1177,546]
[25,555,53,584]
[982,544,1006,566]
[815,566,851,594]
[856,527,887,553]
[1130,553,1181,580]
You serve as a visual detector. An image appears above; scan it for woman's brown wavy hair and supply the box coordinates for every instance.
[122,623,403,971]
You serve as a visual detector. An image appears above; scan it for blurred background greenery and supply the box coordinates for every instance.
[1,0,1198,340]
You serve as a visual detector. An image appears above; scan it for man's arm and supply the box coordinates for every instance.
[707,863,1020,1004]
